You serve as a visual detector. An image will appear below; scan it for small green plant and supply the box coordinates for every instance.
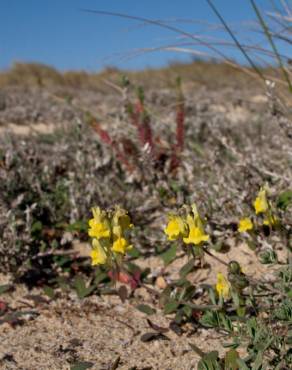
[177,186,292,369]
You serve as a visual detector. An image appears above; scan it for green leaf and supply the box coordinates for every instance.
[174,308,184,324]
[198,351,221,370]
[30,221,43,237]
[43,286,55,299]
[277,190,292,210]
[189,342,206,357]
[164,301,180,315]
[54,255,71,268]
[236,307,246,318]
[231,290,240,309]
[160,244,177,266]
[159,286,172,306]
[208,286,217,305]
[259,249,278,264]
[212,241,224,252]
[127,246,141,258]
[253,351,264,370]
[94,271,109,285]
[74,276,95,299]
[56,276,70,292]
[181,285,196,301]
[236,358,249,370]
[140,267,151,281]
[175,278,191,287]
[136,304,156,315]
[224,349,239,370]
[0,284,12,295]
[125,262,141,275]
[66,220,88,233]
[182,304,193,318]
[200,311,218,328]
[170,181,182,193]
[70,361,94,370]
[179,259,195,278]
[219,312,233,332]
[140,332,162,342]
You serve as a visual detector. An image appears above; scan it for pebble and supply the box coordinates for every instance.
[156,276,167,289]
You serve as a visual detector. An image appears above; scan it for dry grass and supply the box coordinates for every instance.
[0,60,264,91]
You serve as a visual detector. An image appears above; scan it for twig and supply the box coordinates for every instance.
[203,247,229,266]
[31,249,77,260]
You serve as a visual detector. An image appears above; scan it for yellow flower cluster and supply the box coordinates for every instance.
[164,204,209,246]
[88,206,133,266]
[238,185,278,233]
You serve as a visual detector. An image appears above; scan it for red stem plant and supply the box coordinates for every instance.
[89,77,186,174]
[88,114,134,172]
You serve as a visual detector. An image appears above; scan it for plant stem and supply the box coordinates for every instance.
[203,247,229,266]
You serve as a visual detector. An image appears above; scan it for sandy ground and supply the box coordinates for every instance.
[0,122,57,136]
[0,242,284,370]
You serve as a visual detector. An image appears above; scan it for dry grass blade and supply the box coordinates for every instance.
[206,0,266,81]
[250,0,292,92]
[79,8,243,64]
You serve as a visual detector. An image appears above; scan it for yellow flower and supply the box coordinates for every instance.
[91,239,107,265]
[254,188,268,214]
[263,215,278,227]
[113,207,133,230]
[216,273,230,300]
[164,215,187,241]
[112,237,132,254]
[183,214,209,245]
[238,218,253,233]
[112,207,133,239]
[88,207,111,239]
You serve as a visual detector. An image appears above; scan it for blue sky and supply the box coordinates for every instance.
[0,0,284,71]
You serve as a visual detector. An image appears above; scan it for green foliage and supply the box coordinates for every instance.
[273,298,292,321]
[0,284,12,295]
[43,285,55,299]
[73,276,96,299]
[197,351,221,370]
[66,220,88,233]
[70,362,94,370]
[277,190,292,210]
[224,349,240,370]
[200,311,233,333]
[164,301,180,315]
[160,244,177,266]
[259,249,278,264]
[136,304,156,315]
[179,258,196,278]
